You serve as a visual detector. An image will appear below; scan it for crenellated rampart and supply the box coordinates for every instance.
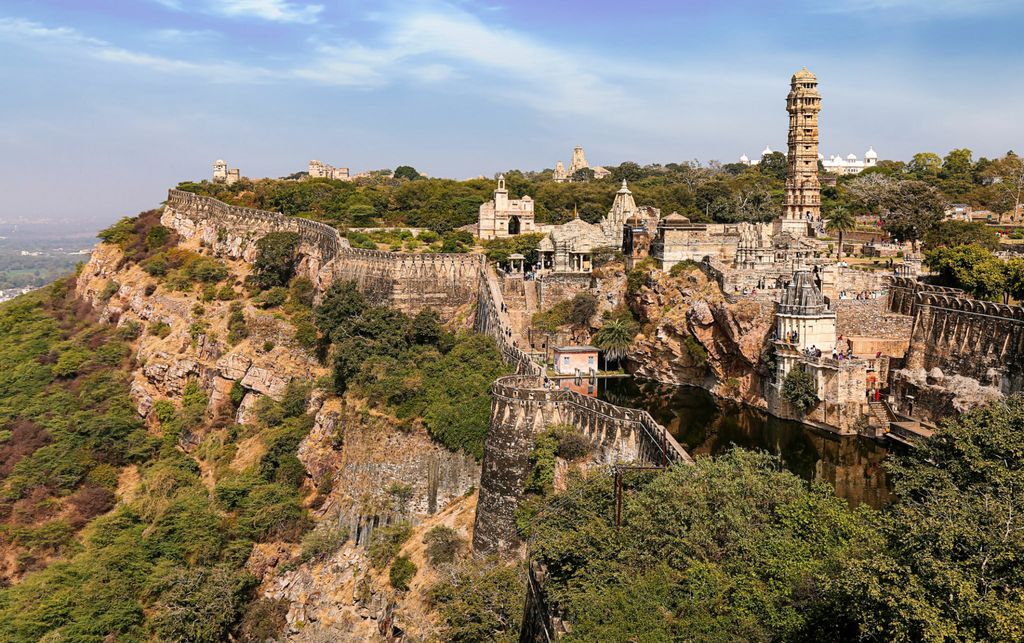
[886,276,965,317]
[163,189,483,317]
[471,374,690,556]
[905,292,1024,393]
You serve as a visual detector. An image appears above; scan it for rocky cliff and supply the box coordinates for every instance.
[627,265,774,407]
[72,228,482,640]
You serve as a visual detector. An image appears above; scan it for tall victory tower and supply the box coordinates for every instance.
[779,68,821,237]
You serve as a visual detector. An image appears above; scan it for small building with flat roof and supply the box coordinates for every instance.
[553,345,598,376]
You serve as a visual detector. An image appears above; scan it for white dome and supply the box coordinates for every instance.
[739,154,750,163]
[761,145,773,156]
[864,146,877,159]
[817,153,824,160]
[846,153,857,161]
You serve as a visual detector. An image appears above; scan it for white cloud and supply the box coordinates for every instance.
[0,17,271,82]
[292,4,662,126]
[151,28,221,44]
[217,0,323,24]
[814,0,1013,16]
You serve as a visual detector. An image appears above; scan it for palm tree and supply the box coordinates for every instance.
[825,207,856,259]
[592,318,637,369]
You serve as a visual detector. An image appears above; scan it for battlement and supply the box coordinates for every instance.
[904,287,1024,394]
[163,189,483,318]
[473,371,690,556]
[886,276,965,316]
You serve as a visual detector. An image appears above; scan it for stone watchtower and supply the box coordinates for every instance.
[779,68,821,237]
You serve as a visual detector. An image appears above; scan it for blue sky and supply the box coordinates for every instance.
[2,0,1023,228]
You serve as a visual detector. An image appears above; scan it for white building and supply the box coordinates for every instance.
[477,175,536,240]
[212,159,240,185]
[821,147,878,175]
[741,146,880,175]
[738,145,776,165]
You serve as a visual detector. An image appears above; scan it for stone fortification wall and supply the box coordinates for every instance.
[472,374,690,556]
[163,188,693,561]
[886,276,964,317]
[905,292,1024,394]
[164,189,483,318]
[536,273,593,310]
[475,266,544,375]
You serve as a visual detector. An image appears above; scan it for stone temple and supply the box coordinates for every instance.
[480,68,830,291]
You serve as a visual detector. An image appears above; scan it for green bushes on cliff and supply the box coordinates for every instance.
[315,281,508,457]
[251,232,301,290]
[0,277,317,642]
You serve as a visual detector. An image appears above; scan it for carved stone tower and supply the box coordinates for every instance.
[780,68,821,237]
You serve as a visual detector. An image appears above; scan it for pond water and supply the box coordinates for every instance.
[599,377,894,508]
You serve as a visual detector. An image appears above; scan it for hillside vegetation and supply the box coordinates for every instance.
[0,206,509,641]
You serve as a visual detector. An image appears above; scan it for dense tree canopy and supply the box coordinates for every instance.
[525,395,1024,642]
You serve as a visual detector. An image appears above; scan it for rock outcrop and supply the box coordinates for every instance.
[627,266,774,406]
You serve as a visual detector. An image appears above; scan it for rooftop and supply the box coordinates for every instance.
[554,345,599,353]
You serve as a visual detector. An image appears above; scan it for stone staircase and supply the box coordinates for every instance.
[868,400,893,429]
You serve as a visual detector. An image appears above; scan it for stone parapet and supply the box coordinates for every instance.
[472,373,690,556]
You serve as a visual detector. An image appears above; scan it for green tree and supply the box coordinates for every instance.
[393,165,422,181]
[908,152,942,177]
[757,150,788,181]
[252,232,301,290]
[824,206,856,259]
[528,450,872,641]
[925,244,1007,300]
[923,220,999,250]
[782,365,818,413]
[429,558,526,643]
[592,318,637,365]
[828,395,1024,640]
[1006,258,1024,303]
[881,180,946,247]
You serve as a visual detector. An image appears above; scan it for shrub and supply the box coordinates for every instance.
[227,303,248,345]
[683,334,707,366]
[237,483,310,542]
[299,522,349,563]
[669,259,699,277]
[568,292,598,327]
[185,256,228,283]
[236,598,289,643]
[254,286,288,309]
[782,365,818,413]
[99,280,120,302]
[149,566,253,643]
[217,284,236,300]
[288,278,315,308]
[143,254,169,277]
[424,525,463,567]
[252,232,301,290]
[429,558,526,642]
[369,522,412,568]
[389,555,417,591]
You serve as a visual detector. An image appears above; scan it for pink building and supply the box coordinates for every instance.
[553,346,599,376]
